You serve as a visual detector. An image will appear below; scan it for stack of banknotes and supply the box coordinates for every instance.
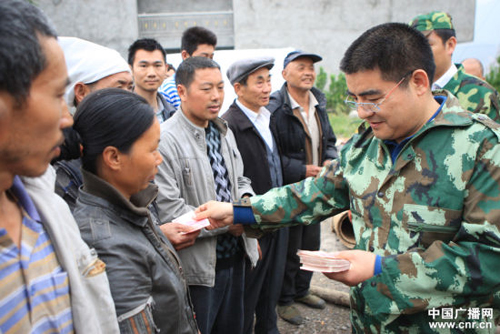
[297,250,351,273]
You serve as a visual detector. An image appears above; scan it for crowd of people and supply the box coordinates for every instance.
[1,1,499,333]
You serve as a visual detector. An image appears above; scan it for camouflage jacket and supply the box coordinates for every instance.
[443,63,500,122]
[241,91,500,332]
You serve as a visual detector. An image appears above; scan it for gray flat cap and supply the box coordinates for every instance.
[227,56,275,85]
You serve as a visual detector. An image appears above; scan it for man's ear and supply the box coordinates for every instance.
[410,69,431,96]
[181,50,190,60]
[74,82,91,105]
[234,83,242,97]
[101,146,122,171]
[177,84,188,102]
[282,69,288,81]
[445,36,457,56]
[0,92,13,142]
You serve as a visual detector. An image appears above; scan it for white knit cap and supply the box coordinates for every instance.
[59,37,131,107]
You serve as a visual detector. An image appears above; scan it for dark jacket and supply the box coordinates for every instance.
[267,83,338,184]
[73,169,198,334]
[222,101,282,195]
[158,93,176,120]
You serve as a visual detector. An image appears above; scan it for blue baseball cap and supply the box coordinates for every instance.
[283,50,322,69]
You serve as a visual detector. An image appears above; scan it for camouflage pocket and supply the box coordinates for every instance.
[404,204,461,249]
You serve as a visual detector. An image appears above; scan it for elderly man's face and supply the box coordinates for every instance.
[0,36,73,178]
[282,57,316,92]
[235,67,272,112]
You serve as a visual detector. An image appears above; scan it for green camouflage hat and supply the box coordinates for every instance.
[409,11,454,32]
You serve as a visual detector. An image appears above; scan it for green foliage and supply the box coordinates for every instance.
[327,73,349,114]
[328,112,363,140]
[315,67,349,114]
[486,56,500,92]
[315,67,328,92]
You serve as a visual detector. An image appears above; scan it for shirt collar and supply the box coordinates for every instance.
[287,90,318,111]
[9,175,41,221]
[432,63,458,90]
[235,99,271,123]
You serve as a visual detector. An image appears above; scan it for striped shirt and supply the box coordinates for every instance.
[158,74,181,109]
[0,176,73,334]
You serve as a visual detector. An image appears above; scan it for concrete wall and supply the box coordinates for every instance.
[137,0,231,13]
[232,0,475,74]
[37,0,139,57]
[37,0,475,73]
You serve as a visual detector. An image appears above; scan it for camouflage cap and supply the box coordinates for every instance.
[409,11,454,32]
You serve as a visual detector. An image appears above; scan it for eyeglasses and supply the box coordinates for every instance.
[344,71,413,113]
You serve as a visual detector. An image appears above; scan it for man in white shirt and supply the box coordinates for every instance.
[223,57,288,334]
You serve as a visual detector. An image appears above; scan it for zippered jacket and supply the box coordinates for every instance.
[241,91,500,332]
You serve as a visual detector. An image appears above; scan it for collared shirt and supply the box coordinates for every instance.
[155,94,165,123]
[158,74,181,109]
[0,176,73,334]
[432,63,458,90]
[235,99,274,151]
[288,91,320,165]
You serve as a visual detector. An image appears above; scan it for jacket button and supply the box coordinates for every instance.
[377,191,384,198]
[407,153,413,159]
[369,246,375,252]
[371,281,377,287]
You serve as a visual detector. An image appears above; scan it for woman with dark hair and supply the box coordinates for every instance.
[72,88,198,334]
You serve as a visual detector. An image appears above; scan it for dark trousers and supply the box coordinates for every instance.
[243,228,288,334]
[279,223,321,305]
[189,252,245,334]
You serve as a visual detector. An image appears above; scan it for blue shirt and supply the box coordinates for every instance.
[158,74,181,109]
[0,176,73,334]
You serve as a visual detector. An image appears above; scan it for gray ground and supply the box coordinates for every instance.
[276,218,352,334]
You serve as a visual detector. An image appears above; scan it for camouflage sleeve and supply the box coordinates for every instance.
[248,159,350,230]
[486,89,500,123]
[355,131,500,319]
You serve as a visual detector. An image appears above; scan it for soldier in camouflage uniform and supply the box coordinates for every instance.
[410,11,500,123]
[196,23,500,333]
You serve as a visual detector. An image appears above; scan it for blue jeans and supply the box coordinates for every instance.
[189,252,245,334]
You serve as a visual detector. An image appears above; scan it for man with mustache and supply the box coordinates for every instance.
[155,56,258,334]
[268,50,339,325]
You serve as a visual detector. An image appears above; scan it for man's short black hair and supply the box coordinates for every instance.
[128,38,166,66]
[0,0,58,106]
[433,29,456,45]
[181,27,217,56]
[340,22,436,85]
[176,57,220,89]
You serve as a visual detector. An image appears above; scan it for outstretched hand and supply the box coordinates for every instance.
[194,201,234,230]
[323,250,376,286]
